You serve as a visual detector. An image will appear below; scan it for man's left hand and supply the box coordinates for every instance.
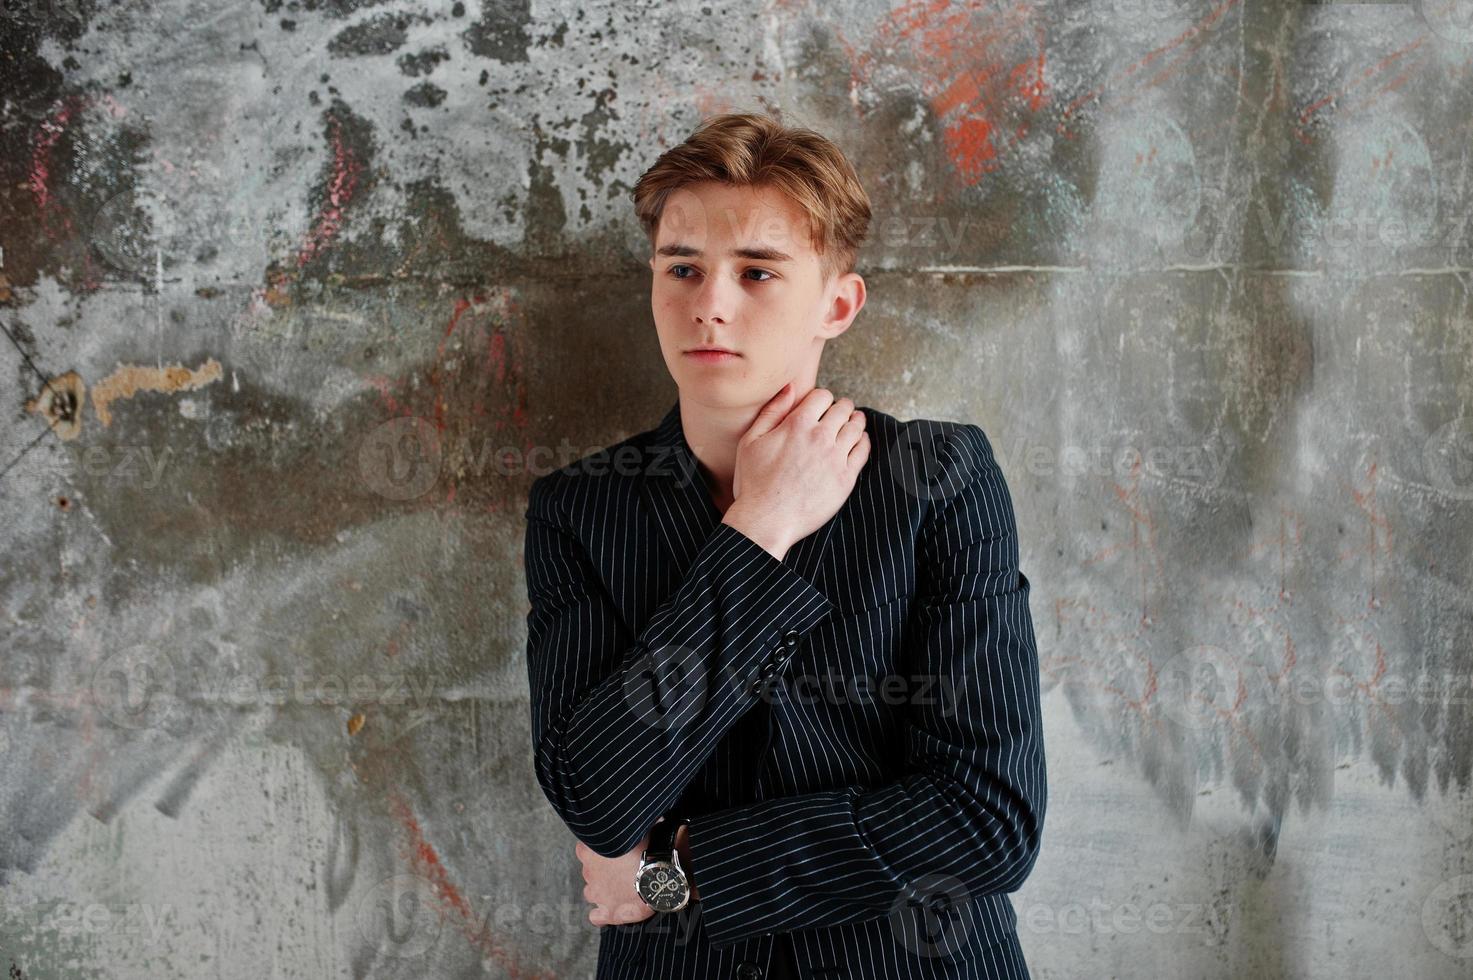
[575,830,656,927]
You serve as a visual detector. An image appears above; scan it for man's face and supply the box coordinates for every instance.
[647,180,864,409]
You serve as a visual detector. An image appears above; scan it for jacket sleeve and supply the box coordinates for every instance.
[684,423,1047,948]
[524,469,834,859]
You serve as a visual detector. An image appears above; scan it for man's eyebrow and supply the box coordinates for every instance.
[654,243,795,262]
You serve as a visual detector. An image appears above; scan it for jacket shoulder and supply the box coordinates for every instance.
[856,405,997,481]
[525,424,660,522]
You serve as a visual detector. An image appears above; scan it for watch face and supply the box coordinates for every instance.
[636,861,689,912]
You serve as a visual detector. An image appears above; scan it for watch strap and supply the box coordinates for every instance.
[646,811,686,857]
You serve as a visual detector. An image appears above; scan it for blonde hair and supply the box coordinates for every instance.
[632,111,872,282]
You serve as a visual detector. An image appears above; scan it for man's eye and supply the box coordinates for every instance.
[666,265,775,282]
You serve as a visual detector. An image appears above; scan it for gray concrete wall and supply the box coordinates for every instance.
[2,0,1470,977]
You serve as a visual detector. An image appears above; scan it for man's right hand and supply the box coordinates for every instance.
[721,383,870,561]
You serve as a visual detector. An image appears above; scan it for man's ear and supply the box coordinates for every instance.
[822,272,867,339]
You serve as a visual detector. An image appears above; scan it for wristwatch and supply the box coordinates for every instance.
[635,813,692,913]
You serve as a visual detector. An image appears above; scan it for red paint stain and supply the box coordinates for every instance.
[27,94,107,290]
[427,290,531,437]
[28,96,81,214]
[1339,457,1392,606]
[365,289,532,514]
[1321,456,1425,749]
[1044,455,1285,765]
[1058,0,1243,139]
[387,791,557,978]
[1294,36,1430,144]
[1046,441,1436,806]
[848,0,1050,187]
[943,116,997,176]
[297,113,364,268]
[1076,451,1168,626]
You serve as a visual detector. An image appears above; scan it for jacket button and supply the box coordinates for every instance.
[760,663,777,679]
[735,964,763,980]
[782,630,800,648]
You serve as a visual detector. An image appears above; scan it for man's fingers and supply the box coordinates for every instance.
[748,381,794,438]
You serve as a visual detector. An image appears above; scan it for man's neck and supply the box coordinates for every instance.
[678,384,815,511]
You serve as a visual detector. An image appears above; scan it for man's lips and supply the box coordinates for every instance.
[685,347,738,355]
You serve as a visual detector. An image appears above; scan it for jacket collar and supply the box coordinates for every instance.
[638,398,842,598]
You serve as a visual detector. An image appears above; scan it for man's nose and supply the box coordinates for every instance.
[692,273,733,324]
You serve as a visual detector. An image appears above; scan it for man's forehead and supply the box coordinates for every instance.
[655,242,797,262]
[654,187,815,257]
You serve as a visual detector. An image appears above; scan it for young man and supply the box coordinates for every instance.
[524,111,1046,979]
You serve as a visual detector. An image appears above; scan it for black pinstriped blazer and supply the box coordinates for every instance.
[523,398,1046,979]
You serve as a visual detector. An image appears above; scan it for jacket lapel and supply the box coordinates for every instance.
[637,398,844,601]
